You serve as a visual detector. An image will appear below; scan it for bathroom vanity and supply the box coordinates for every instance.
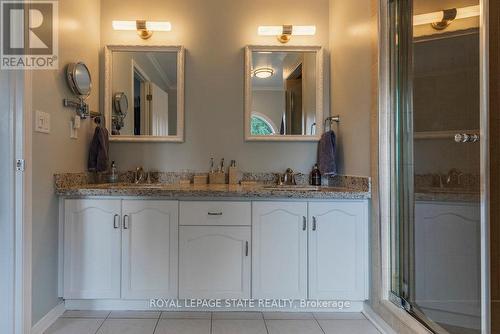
[56,181,370,312]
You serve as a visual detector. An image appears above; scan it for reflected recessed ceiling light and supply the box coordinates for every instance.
[253,67,274,79]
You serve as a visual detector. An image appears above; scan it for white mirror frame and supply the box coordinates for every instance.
[104,45,185,142]
[244,45,324,141]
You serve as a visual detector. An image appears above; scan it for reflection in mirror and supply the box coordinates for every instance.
[245,46,323,141]
[105,46,185,142]
[113,51,177,136]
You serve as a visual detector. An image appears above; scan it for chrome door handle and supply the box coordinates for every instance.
[245,241,249,257]
[123,215,129,229]
[312,217,317,231]
[454,133,479,143]
[113,214,120,229]
[302,216,307,231]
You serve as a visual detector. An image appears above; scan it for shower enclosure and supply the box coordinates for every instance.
[388,0,484,333]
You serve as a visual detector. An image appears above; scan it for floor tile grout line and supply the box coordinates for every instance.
[263,316,271,334]
[312,314,327,334]
[210,311,213,334]
[93,311,111,334]
[152,314,161,334]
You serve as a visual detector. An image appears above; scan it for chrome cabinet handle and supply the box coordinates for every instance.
[245,241,249,257]
[454,133,480,143]
[312,217,317,231]
[208,212,223,216]
[113,214,120,229]
[302,216,307,231]
[123,215,129,229]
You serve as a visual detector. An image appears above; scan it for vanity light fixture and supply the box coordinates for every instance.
[413,5,480,30]
[253,67,274,79]
[258,25,316,43]
[112,20,172,39]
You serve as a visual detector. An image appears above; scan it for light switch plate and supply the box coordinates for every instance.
[35,110,50,134]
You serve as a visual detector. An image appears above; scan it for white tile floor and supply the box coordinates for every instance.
[45,311,381,334]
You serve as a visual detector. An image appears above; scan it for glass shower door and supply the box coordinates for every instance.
[390,1,482,333]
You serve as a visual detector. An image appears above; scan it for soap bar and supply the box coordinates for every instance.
[209,172,226,184]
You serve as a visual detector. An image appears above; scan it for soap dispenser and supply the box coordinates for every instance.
[108,161,118,183]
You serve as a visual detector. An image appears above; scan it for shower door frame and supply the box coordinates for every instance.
[379,0,491,333]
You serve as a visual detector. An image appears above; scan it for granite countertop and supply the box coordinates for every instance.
[415,187,480,202]
[55,182,372,200]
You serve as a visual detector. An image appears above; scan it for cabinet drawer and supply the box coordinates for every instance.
[180,201,251,226]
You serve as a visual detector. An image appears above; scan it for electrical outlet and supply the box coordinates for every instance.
[35,110,50,134]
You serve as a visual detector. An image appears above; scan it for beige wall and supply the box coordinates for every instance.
[31,0,101,324]
[329,0,373,176]
[101,0,330,173]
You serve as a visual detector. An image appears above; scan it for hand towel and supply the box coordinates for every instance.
[88,126,109,172]
[318,130,337,176]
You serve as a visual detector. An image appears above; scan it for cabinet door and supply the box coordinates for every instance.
[63,199,122,299]
[252,202,308,299]
[121,200,178,299]
[308,201,368,300]
[179,226,250,299]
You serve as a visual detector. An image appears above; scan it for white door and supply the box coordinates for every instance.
[179,226,251,299]
[252,202,308,299]
[122,200,178,299]
[308,201,368,300]
[149,82,169,136]
[63,199,122,299]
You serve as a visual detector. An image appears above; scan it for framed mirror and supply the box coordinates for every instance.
[244,45,324,141]
[104,45,185,142]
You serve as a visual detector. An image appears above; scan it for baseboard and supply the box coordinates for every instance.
[363,302,397,334]
[31,302,65,334]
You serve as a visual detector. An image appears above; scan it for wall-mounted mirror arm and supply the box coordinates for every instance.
[63,97,90,119]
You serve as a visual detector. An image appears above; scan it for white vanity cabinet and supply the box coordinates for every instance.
[121,200,178,299]
[62,199,178,300]
[179,202,251,299]
[252,202,308,299]
[63,199,122,299]
[252,201,368,301]
[308,201,368,300]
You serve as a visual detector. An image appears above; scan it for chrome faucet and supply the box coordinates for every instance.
[282,168,297,186]
[134,167,146,184]
[445,168,463,187]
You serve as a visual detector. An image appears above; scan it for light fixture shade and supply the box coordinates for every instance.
[145,21,172,32]
[292,25,316,36]
[257,26,283,36]
[112,20,172,32]
[413,5,479,26]
[112,20,137,31]
[253,67,274,79]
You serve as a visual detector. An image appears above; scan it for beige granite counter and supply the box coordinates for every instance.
[55,182,372,200]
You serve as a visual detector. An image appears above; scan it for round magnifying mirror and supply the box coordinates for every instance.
[66,62,92,97]
[113,92,128,117]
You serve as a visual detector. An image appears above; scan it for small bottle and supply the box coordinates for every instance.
[209,158,215,174]
[311,164,321,186]
[109,161,118,183]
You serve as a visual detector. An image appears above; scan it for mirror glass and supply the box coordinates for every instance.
[245,46,323,141]
[73,63,92,96]
[67,62,92,97]
[106,46,184,141]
